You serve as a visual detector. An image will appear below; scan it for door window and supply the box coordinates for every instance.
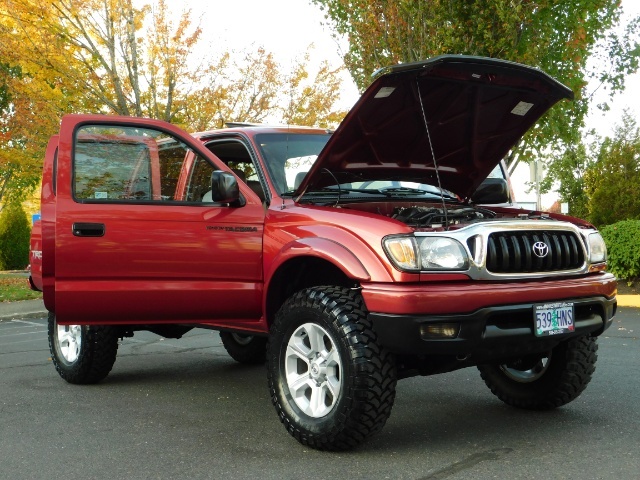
[73,125,215,203]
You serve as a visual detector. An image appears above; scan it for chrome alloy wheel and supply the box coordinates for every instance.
[285,322,342,418]
[500,354,551,383]
[57,324,82,363]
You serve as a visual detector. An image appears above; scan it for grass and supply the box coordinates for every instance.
[0,275,42,302]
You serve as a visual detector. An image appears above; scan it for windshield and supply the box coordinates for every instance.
[255,133,331,194]
[254,132,494,201]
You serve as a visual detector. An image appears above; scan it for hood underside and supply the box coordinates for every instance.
[296,55,573,199]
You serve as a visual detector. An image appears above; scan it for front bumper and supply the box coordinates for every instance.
[369,295,616,358]
[363,273,617,359]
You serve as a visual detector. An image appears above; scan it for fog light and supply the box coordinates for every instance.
[420,323,460,339]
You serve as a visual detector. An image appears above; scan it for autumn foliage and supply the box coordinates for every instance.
[312,0,640,179]
[0,0,347,203]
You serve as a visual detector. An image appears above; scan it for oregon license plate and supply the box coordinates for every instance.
[534,302,575,337]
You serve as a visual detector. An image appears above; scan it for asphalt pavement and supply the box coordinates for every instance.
[1,305,638,480]
[1,274,638,479]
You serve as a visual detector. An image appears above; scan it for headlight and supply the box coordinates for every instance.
[588,232,607,263]
[383,236,469,271]
[419,237,469,269]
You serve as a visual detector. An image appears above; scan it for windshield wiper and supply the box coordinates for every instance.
[378,186,456,199]
[285,186,457,200]
[290,187,378,196]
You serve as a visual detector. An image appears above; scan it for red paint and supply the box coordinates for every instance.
[29,113,617,332]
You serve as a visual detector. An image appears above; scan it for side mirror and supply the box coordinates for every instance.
[471,177,510,204]
[210,171,240,205]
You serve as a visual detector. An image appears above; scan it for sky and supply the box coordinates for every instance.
[168,0,639,209]
[165,0,357,105]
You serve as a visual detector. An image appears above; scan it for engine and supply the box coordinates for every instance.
[392,205,496,228]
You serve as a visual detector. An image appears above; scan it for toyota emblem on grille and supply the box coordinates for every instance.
[532,241,549,258]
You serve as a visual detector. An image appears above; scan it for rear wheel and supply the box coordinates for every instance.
[219,332,267,364]
[48,312,119,384]
[267,286,397,451]
[478,335,598,410]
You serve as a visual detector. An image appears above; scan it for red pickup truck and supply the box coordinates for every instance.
[29,55,616,451]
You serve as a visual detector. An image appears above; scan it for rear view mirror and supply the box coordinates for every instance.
[471,177,509,204]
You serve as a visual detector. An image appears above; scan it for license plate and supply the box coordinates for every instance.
[534,302,575,337]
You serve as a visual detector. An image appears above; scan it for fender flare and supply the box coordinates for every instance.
[268,237,370,282]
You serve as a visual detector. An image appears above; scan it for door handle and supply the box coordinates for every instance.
[72,223,105,237]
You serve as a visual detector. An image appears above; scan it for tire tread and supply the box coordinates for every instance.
[48,312,119,384]
[267,286,397,451]
[478,335,598,410]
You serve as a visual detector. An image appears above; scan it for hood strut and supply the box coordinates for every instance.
[417,77,449,228]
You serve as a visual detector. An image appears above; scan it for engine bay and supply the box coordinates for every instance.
[333,201,559,231]
[392,205,497,228]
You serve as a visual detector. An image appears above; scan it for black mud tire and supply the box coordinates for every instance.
[478,335,598,410]
[267,286,397,451]
[219,332,267,364]
[48,312,119,384]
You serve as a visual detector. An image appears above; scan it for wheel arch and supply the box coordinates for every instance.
[265,253,357,328]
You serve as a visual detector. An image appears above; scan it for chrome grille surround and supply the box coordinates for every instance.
[415,220,595,280]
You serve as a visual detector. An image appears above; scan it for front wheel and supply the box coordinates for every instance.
[48,312,119,384]
[267,286,397,451]
[478,335,598,410]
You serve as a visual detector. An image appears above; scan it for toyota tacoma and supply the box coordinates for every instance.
[29,55,617,451]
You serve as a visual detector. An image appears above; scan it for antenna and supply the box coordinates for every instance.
[283,123,290,209]
[322,168,342,206]
[416,78,449,228]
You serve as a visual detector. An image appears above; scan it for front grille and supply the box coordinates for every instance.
[486,230,584,273]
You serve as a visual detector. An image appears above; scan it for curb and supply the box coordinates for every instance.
[0,311,49,322]
[616,295,640,308]
[0,314,47,322]
[0,299,47,322]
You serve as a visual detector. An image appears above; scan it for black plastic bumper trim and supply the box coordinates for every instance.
[368,296,616,357]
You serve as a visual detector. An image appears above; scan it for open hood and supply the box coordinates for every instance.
[295,55,573,200]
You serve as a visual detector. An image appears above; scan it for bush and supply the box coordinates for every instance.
[0,203,31,270]
[600,219,640,285]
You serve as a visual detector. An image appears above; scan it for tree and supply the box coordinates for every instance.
[0,202,31,270]
[0,56,55,204]
[281,51,348,128]
[312,0,640,176]
[0,0,203,123]
[540,143,592,220]
[583,111,640,227]
[180,46,347,131]
[0,0,347,203]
